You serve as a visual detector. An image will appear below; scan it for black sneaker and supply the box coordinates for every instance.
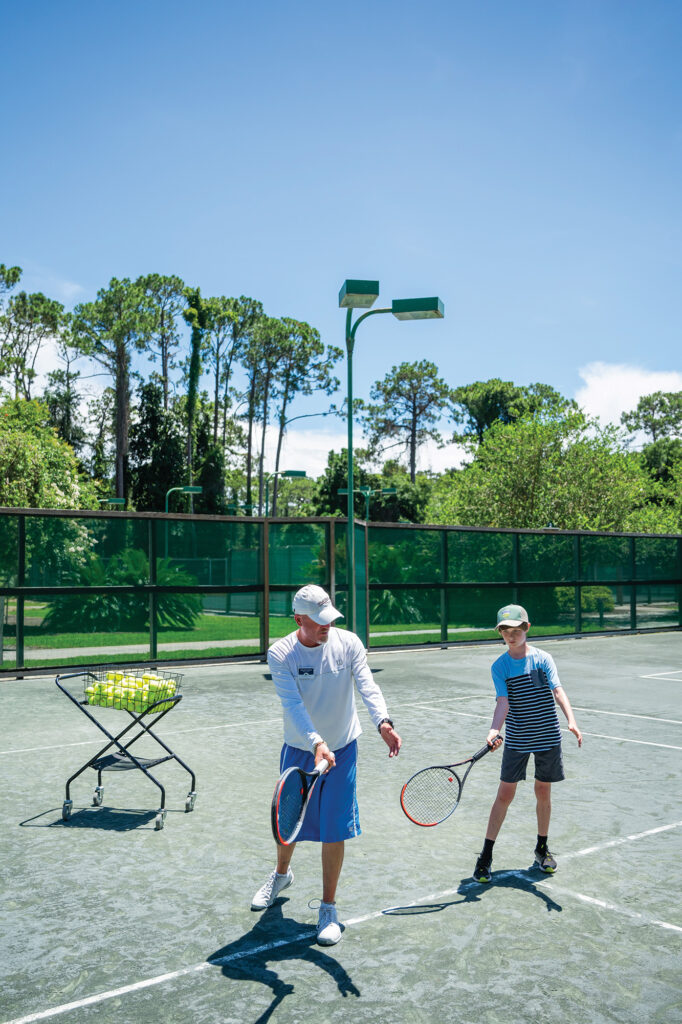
[473,854,492,883]
[534,848,557,873]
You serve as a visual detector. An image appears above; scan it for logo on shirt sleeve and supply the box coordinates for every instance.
[298,667,314,676]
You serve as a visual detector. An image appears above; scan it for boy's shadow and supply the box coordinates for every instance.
[207,900,360,1024]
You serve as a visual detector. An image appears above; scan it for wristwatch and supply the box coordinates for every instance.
[377,717,394,732]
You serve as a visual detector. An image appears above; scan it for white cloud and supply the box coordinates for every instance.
[264,422,469,479]
[259,423,352,479]
[575,362,682,432]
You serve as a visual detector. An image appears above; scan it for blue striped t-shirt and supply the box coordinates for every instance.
[492,645,562,752]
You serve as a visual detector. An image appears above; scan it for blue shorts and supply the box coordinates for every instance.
[279,739,360,842]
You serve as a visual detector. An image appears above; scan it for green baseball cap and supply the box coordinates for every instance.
[496,604,529,628]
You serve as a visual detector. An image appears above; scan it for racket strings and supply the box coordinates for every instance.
[401,767,462,825]
[276,771,307,842]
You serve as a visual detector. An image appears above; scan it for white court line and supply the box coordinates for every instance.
[401,696,682,728]
[402,701,682,749]
[572,707,682,726]
[578,731,682,751]
[640,671,682,681]
[3,822,681,1024]
[564,821,682,859]
[0,718,282,756]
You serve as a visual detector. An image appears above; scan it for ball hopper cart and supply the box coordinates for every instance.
[55,667,197,830]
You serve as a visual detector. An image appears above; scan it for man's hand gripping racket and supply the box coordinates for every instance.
[271,759,330,845]
[400,736,503,827]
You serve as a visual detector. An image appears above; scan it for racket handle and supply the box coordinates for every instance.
[472,737,503,762]
[315,759,330,775]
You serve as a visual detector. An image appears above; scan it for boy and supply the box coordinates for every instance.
[473,604,582,883]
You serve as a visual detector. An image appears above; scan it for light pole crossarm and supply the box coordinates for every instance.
[346,306,392,350]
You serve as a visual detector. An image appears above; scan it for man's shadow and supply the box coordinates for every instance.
[207,900,360,1024]
[383,868,562,917]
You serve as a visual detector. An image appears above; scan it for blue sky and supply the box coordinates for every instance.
[2,0,681,475]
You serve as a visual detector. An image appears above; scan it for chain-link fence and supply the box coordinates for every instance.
[1,509,680,673]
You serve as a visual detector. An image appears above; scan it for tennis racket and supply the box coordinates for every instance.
[400,740,502,827]
[271,759,329,845]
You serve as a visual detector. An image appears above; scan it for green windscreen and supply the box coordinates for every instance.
[25,514,150,587]
[368,527,441,583]
[448,530,513,583]
[580,535,631,582]
[518,533,575,582]
[635,536,679,581]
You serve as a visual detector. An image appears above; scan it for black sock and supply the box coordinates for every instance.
[536,834,548,854]
[482,838,495,861]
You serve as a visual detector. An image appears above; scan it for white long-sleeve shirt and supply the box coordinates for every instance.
[267,627,390,752]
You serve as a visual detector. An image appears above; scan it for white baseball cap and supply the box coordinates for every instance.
[292,585,343,625]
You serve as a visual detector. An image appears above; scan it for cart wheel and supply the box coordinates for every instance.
[154,811,167,831]
[92,786,104,807]
[62,800,73,821]
[185,792,197,813]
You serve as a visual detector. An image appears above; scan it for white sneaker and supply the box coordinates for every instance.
[316,901,342,945]
[251,868,294,910]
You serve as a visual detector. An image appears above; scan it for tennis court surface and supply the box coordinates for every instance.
[1,631,680,1024]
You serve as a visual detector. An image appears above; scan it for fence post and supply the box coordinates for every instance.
[573,534,581,634]
[149,519,157,661]
[630,536,637,630]
[328,518,336,606]
[512,532,520,603]
[364,522,370,648]
[440,529,448,647]
[260,520,270,659]
[16,514,26,671]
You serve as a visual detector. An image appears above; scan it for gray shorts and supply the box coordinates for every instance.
[500,744,565,784]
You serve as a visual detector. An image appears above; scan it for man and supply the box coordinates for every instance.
[251,584,401,945]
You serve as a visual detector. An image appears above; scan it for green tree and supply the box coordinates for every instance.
[311,449,375,518]
[86,387,116,483]
[0,291,67,399]
[71,278,156,498]
[193,401,227,514]
[140,273,187,410]
[0,399,99,508]
[639,437,682,484]
[270,318,341,515]
[0,264,22,309]
[360,360,452,483]
[129,382,186,511]
[451,378,576,443]
[182,289,208,505]
[425,413,655,531]
[621,391,682,442]
[42,338,87,453]
[215,296,263,450]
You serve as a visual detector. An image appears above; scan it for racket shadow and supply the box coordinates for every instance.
[383,871,563,917]
[207,903,360,1024]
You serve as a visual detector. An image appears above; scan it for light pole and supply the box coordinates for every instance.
[164,485,203,557]
[165,485,203,514]
[339,486,397,522]
[339,280,443,634]
[264,470,306,517]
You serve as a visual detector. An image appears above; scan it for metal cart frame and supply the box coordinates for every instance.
[56,669,197,830]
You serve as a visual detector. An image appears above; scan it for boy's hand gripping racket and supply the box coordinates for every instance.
[271,760,329,845]
[400,740,502,827]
